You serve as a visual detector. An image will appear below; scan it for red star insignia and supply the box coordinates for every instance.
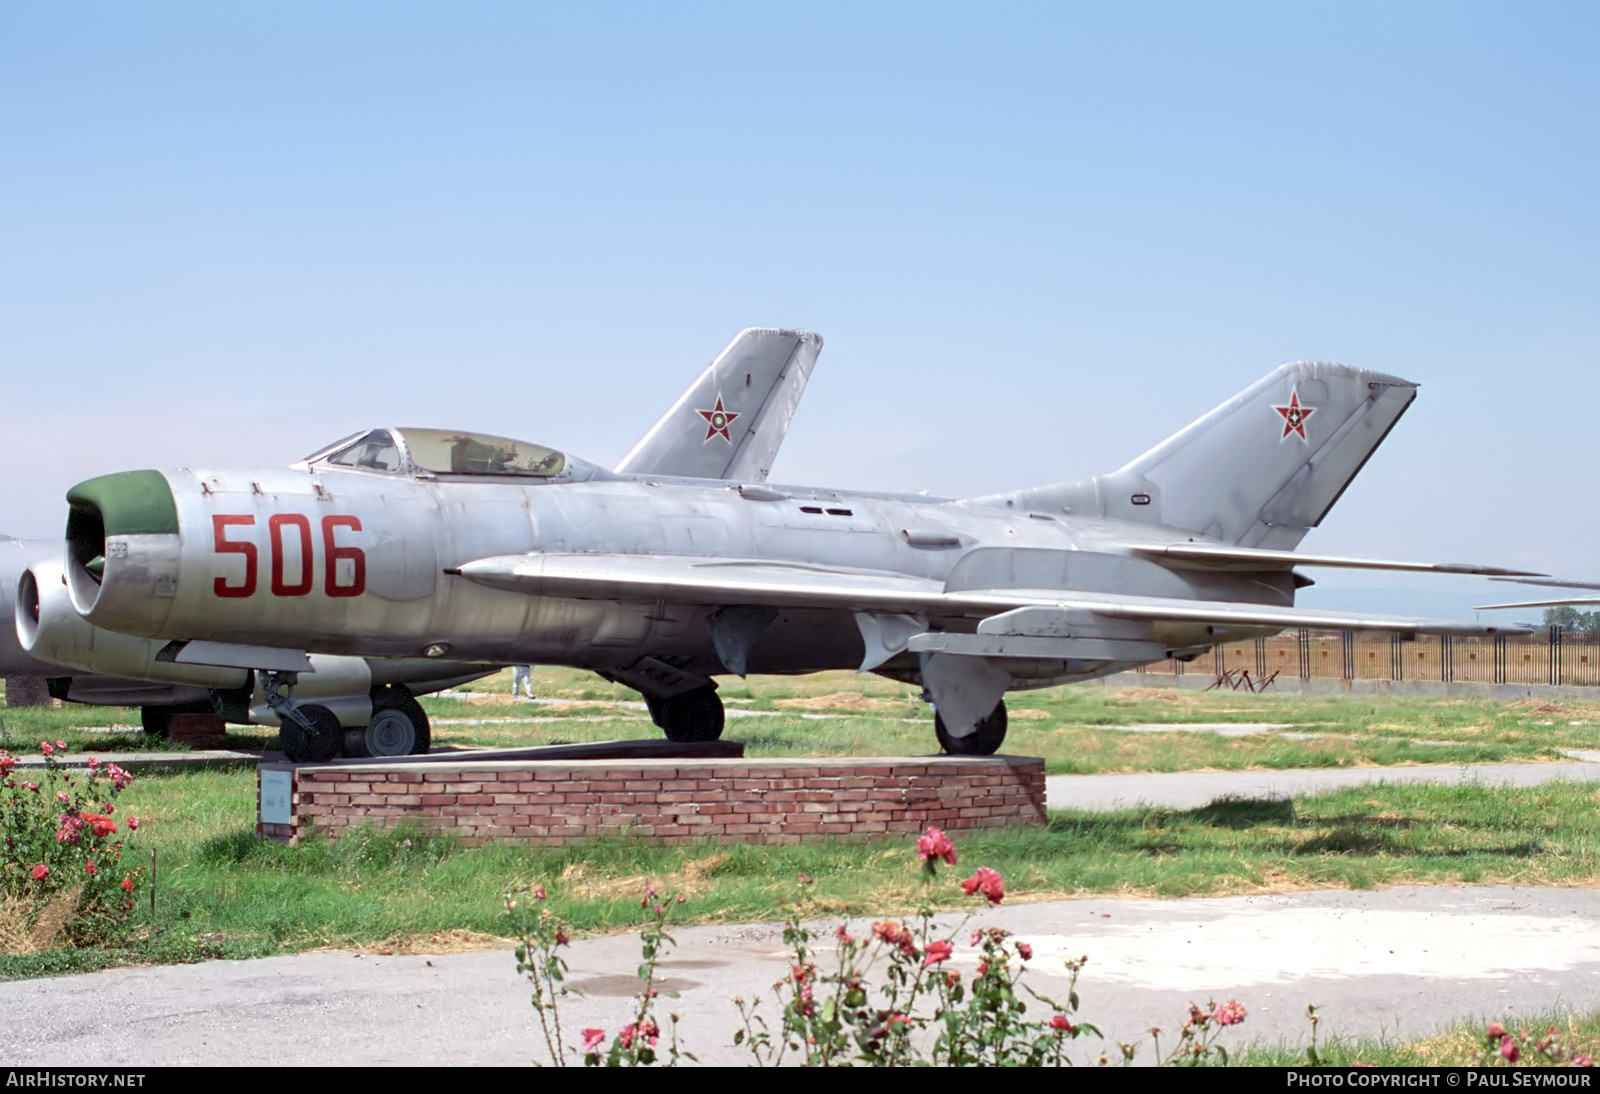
[696,394,740,443]
[1273,387,1316,441]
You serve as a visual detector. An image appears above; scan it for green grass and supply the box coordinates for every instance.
[9,666,1600,774]
[9,771,1600,980]
[1238,1009,1600,1067]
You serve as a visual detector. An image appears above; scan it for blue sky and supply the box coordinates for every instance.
[3,2,1596,620]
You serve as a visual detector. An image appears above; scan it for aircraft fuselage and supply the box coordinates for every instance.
[61,461,1290,686]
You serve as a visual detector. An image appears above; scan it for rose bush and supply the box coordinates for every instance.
[1,744,147,945]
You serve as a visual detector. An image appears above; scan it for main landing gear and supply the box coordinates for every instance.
[278,703,344,764]
[344,688,432,758]
[935,700,1008,756]
[264,673,433,763]
[645,685,726,742]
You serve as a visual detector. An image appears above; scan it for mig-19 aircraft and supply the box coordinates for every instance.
[11,328,822,758]
[8,532,499,753]
[35,336,1534,762]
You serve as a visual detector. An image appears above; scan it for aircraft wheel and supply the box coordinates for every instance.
[647,686,725,742]
[279,703,343,764]
[344,690,432,758]
[140,706,173,737]
[934,701,1008,756]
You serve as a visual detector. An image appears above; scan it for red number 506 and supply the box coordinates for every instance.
[213,514,365,599]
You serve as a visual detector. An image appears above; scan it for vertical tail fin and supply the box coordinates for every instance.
[971,362,1417,550]
[614,328,822,482]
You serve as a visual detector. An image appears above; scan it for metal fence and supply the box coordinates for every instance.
[1139,629,1600,688]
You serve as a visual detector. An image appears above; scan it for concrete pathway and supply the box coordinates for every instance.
[4,886,1598,1066]
[1046,756,1600,812]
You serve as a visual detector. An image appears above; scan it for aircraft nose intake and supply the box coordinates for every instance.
[15,567,41,649]
[62,470,181,634]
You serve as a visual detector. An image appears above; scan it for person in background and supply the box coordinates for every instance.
[512,665,533,699]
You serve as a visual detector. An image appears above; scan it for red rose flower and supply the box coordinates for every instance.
[961,866,1005,904]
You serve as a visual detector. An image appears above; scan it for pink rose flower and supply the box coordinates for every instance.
[916,826,957,867]
[30,864,48,881]
[1016,942,1033,961]
[1213,1000,1247,1026]
[1500,1036,1519,1063]
[581,1028,605,1052]
[923,940,953,966]
[961,866,1005,904]
[1050,1014,1074,1032]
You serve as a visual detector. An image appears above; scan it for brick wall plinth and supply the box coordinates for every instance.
[256,755,1046,846]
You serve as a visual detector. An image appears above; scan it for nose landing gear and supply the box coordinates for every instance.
[262,671,343,763]
[645,684,726,742]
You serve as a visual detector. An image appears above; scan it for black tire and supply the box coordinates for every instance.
[344,689,431,758]
[140,706,173,737]
[279,703,343,763]
[646,685,725,742]
[934,700,1007,756]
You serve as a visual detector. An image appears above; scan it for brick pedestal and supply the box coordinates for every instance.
[258,754,1047,846]
[5,675,51,708]
[168,713,228,749]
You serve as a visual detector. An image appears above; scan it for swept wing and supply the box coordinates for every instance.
[450,551,1523,637]
[1476,576,1600,610]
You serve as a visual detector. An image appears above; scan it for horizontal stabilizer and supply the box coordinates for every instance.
[1128,543,1544,577]
[452,551,1527,637]
[1477,597,1600,611]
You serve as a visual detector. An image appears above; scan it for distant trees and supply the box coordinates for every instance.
[1543,606,1600,635]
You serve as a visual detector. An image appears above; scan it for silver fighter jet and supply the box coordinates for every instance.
[40,343,1535,762]
[10,328,820,759]
[9,534,496,753]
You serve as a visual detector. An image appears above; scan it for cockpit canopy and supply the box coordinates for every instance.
[306,428,569,479]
